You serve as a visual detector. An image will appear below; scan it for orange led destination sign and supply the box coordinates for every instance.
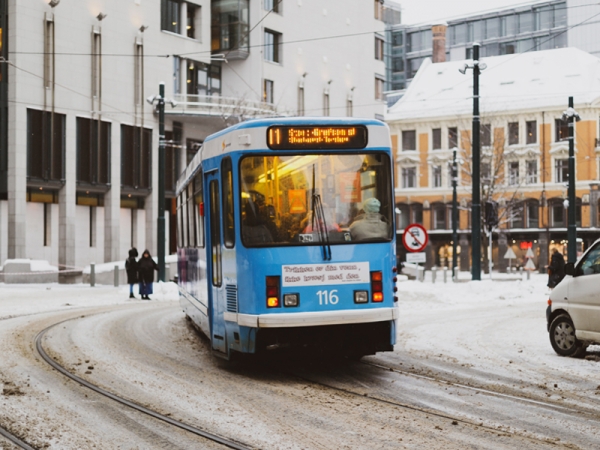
[267,125,368,150]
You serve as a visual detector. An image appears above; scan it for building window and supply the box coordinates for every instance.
[396,204,410,229]
[375,36,384,60]
[297,85,305,115]
[27,109,65,183]
[526,120,537,144]
[555,158,568,183]
[92,29,101,98]
[432,165,442,188]
[481,123,491,146]
[527,200,539,228]
[402,167,417,188]
[264,0,280,13]
[186,60,221,96]
[263,79,274,104]
[76,117,110,185]
[43,16,54,89]
[374,0,383,20]
[526,160,537,184]
[508,122,519,145]
[121,125,152,190]
[211,0,249,53]
[432,128,441,150]
[510,203,524,228]
[187,3,198,39]
[448,127,458,149]
[481,162,491,184]
[411,203,423,224]
[164,123,182,194]
[508,161,519,185]
[432,203,447,230]
[375,76,384,100]
[402,130,416,151]
[555,118,569,142]
[549,199,580,227]
[161,0,181,34]
[264,29,281,63]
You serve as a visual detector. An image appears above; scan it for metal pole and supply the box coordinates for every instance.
[452,147,458,280]
[471,43,481,280]
[567,96,577,264]
[157,82,166,282]
[488,229,493,279]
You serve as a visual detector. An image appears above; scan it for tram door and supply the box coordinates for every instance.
[205,171,227,354]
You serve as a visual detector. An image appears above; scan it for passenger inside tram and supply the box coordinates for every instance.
[349,197,389,240]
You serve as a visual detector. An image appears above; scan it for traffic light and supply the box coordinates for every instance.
[484,200,498,231]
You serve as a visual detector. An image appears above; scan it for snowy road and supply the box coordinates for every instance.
[1,278,599,448]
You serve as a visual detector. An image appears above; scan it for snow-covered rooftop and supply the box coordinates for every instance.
[386,47,600,122]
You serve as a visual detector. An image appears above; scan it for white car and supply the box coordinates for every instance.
[547,239,600,357]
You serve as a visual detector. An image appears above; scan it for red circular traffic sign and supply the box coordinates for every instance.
[402,223,429,253]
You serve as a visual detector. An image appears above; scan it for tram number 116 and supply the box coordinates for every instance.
[316,289,339,305]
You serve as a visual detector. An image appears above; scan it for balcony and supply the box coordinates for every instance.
[166,94,280,119]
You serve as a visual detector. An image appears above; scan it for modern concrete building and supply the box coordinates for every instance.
[0,0,388,277]
[385,0,600,96]
[386,47,600,272]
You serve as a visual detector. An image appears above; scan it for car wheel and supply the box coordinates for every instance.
[549,314,586,357]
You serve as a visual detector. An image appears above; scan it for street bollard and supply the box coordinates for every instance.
[432,266,437,284]
[519,267,523,279]
[90,263,95,287]
[114,265,119,287]
[527,270,531,280]
[419,267,425,282]
[443,266,447,283]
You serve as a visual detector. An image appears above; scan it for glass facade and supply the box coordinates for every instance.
[211,0,249,57]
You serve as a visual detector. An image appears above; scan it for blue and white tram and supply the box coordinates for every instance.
[176,118,398,359]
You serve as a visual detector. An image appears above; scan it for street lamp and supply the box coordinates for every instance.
[459,43,487,281]
[146,83,177,281]
[562,97,580,263]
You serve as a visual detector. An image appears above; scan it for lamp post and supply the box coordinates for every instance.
[147,83,177,281]
[459,43,486,281]
[562,97,580,263]
[451,147,458,280]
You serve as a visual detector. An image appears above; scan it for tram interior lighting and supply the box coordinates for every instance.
[257,155,319,183]
[354,290,368,304]
[283,293,299,307]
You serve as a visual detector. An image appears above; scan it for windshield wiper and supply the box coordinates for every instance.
[312,193,332,261]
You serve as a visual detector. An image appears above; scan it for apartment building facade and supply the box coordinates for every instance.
[0,0,387,273]
[386,47,600,272]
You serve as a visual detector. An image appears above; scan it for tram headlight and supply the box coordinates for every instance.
[283,293,299,307]
[354,290,368,304]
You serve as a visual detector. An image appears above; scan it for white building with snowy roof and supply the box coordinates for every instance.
[386,46,600,273]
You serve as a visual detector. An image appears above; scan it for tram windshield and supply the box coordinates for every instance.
[240,153,393,246]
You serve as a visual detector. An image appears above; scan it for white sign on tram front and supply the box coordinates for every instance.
[282,262,370,287]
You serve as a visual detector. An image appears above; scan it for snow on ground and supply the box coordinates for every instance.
[394,272,600,398]
[0,281,179,319]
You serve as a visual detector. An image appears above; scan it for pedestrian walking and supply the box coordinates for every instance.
[125,248,139,299]
[138,249,159,300]
[547,249,565,289]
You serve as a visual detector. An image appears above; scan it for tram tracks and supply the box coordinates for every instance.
[34,318,254,450]
[0,423,36,450]
[280,357,600,448]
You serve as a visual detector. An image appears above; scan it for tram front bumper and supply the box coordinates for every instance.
[224,307,398,328]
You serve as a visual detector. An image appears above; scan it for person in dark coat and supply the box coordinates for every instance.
[125,248,139,299]
[547,249,565,289]
[138,249,159,300]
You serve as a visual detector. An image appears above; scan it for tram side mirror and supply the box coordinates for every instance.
[564,262,575,276]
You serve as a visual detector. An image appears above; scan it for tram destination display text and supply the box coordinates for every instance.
[267,125,368,150]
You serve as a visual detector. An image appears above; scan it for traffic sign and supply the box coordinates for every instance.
[406,252,426,263]
[402,223,429,253]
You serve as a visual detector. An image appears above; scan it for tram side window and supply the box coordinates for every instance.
[176,194,183,248]
[222,157,235,248]
[187,183,196,247]
[209,180,222,286]
[194,171,205,248]
[181,188,189,247]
